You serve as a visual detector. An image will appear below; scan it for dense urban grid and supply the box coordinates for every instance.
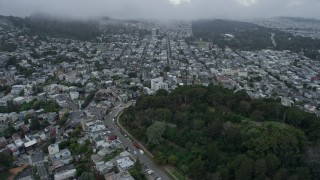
[0,15,320,180]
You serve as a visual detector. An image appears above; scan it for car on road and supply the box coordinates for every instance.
[139,150,144,155]
[146,169,154,175]
[133,142,140,149]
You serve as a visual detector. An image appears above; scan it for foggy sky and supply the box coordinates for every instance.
[0,0,319,20]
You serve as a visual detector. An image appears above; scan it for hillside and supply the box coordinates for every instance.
[191,19,320,61]
[0,14,101,40]
[120,85,320,179]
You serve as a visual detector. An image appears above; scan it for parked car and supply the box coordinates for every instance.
[133,142,140,149]
[139,150,144,155]
[147,169,154,175]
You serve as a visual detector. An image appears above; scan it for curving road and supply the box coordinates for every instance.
[104,102,170,180]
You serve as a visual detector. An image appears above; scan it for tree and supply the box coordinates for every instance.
[128,159,146,180]
[236,156,253,180]
[128,72,137,78]
[285,107,304,127]
[241,121,307,164]
[250,110,265,122]
[273,169,288,180]
[24,118,29,125]
[146,121,166,145]
[238,101,251,115]
[3,123,16,138]
[59,140,70,149]
[188,157,206,179]
[19,90,25,96]
[81,91,96,109]
[44,101,59,112]
[71,127,81,138]
[119,85,320,180]
[155,89,168,96]
[204,117,223,138]
[254,159,267,180]
[304,145,320,179]
[207,143,220,170]
[30,119,41,131]
[168,155,178,166]
[154,151,167,165]
[265,153,280,177]
[155,108,172,122]
[0,152,13,169]
[79,172,95,180]
[164,66,170,72]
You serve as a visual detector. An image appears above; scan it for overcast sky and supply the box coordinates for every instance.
[0,0,319,20]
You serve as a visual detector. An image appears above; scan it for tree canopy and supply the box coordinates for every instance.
[120,85,320,179]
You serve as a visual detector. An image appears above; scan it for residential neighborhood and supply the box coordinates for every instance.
[0,16,320,180]
[254,17,320,39]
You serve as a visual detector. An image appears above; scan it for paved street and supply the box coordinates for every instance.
[29,153,49,180]
[55,94,79,111]
[31,153,44,165]
[36,162,49,180]
[105,102,170,180]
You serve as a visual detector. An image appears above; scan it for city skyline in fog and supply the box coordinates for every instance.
[0,0,319,20]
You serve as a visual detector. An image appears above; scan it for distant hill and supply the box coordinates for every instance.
[191,19,320,61]
[277,16,320,23]
[120,85,320,179]
[0,15,25,28]
[0,14,101,40]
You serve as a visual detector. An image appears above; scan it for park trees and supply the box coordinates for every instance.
[120,85,320,179]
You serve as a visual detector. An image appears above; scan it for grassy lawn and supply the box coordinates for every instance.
[173,170,185,180]
[0,171,12,180]
[194,41,208,48]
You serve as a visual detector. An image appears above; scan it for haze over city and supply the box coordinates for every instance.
[0,0,320,20]
[1,0,320,179]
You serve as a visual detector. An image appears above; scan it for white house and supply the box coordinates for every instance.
[69,91,79,100]
[221,69,238,76]
[151,77,168,91]
[116,157,134,171]
[50,149,73,170]
[11,85,25,96]
[13,97,26,105]
[238,68,248,78]
[48,144,60,155]
[281,97,293,107]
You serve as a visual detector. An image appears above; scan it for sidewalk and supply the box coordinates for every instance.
[115,110,154,158]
